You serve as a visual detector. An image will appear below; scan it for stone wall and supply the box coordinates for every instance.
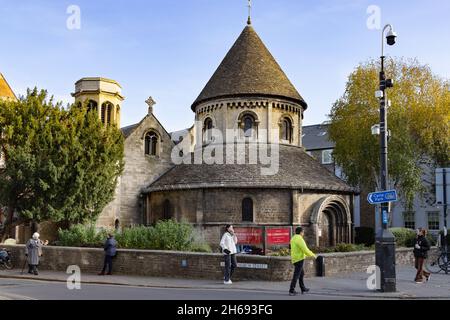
[3,245,433,281]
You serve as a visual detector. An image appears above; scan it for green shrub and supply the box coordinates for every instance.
[334,243,368,252]
[355,227,375,246]
[268,248,290,256]
[57,224,108,247]
[57,220,212,253]
[390,228,416,247]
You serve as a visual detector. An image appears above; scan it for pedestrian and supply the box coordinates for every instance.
[220,224,238,285]
[24,232,48,275]
[98,233,117,276]
[414,228,431,283]
[289,227,316,296]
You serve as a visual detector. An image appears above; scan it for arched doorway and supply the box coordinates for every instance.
[311,196,352,247]
[319,210,334,247]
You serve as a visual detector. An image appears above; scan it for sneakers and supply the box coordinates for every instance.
[289,291,298,296]
[415,280,424,284]
[223,280,233,285]
[301,288,310,294]
[426,275,431,282]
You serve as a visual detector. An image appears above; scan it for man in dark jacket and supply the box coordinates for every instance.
[413,228,431,283]
[98,233,117,276]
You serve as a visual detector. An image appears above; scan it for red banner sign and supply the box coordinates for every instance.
[266,228,291,245]
[234,227,263,245]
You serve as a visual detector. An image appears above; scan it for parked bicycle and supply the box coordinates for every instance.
[0,248,13,270]
[426,235,449,274]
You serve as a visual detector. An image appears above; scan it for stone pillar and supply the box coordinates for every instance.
[267,102,272,143]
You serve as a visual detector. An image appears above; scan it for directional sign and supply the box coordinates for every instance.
[367,190,398,205]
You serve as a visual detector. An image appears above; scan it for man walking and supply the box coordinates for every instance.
[289,227,316,296]
[220,225,238,285]
[98,233,117,275]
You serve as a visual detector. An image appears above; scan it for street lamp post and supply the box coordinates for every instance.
[375,24,398,293]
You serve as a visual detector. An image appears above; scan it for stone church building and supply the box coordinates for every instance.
[70,20,357,248]
[2,20,357,247]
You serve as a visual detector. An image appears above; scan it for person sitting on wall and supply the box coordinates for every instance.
[289,227,316,296]
[220,225,238,285]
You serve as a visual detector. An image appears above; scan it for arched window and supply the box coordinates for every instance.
[281,117,293,142]
[87,100,98,113]
[114,219,120,231]
[145,131,159,156]
[163,199,172,220]
[101,102,114,125]
[242,198,254,222]
[243,115,255,138]
[203,117,213,143]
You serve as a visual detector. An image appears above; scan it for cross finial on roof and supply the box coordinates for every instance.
[145,96,156,114]
[247,0,252,25]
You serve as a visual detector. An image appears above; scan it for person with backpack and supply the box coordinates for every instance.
[220,225,238,285]
[289,227,317,296]
[414,228,431,283]
[98,233,117,275]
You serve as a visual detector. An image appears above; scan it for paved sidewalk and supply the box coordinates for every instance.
[0,267,449,299]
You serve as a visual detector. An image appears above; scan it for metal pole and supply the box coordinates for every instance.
[375,25,397,292]
[443,169,448,253]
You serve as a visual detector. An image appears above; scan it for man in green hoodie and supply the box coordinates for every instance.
[289,227,316,296]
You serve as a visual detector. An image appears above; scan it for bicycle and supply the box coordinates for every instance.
[0,248,13,270]
[426,240,449,274]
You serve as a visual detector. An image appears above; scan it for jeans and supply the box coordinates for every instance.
[290,260,306,292]
[224,254,237,281]
[102,255,113,274]
[414,257,430,282]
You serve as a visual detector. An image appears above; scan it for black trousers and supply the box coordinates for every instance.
[224,254,237,281]
[28,264,38,273]
[101,255,113,274]
[290,260,306,292]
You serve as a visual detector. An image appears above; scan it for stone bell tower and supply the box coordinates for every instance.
[72,77,124,127]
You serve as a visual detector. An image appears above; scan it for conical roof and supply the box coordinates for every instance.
[191,25,307,111]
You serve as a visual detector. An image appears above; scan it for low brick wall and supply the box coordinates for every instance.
[1,245,435,281]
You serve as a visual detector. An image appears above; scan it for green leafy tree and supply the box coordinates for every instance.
[329,58,449,210]
[0,88,124,240]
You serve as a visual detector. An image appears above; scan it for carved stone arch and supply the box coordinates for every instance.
[311,195,352,246]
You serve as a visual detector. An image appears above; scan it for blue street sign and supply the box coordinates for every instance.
[367,190,398,205]
[382,210,389,224]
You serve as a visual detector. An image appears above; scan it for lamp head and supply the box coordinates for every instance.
[386,28,397,46]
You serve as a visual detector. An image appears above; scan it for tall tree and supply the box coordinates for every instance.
[0,88,124,240]
[329,58,449,210]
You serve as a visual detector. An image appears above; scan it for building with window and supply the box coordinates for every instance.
[3,21,359,248]
[136,22,357,247]
[302,123,447,235]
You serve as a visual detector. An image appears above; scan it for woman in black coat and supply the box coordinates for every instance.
[413,228,431,283]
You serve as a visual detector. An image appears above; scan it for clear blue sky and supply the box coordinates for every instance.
[1,0,449,131]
